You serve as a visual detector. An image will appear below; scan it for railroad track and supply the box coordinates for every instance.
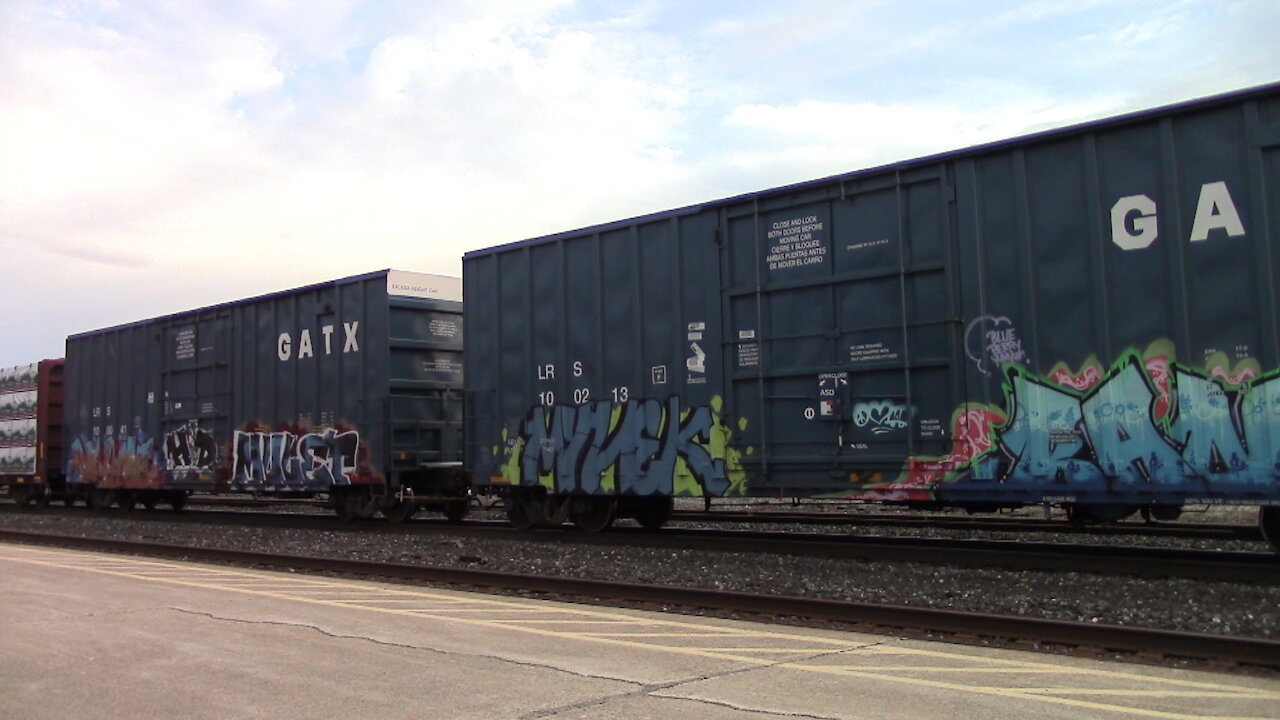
[7,495,1261,541]
[3,504,1276,583]
[2,527,1276,671]
[175,497,1263,542]
[671,508,1264,542]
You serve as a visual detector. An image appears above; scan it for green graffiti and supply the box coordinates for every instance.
[494,393,754,497]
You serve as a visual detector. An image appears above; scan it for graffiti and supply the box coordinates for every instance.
[871,342,1280,503]
[852,400,910,435]
[231,427,360,490]
[965,316,1026,375]
[68,430,166,489]
[857,405,1005,502]
[980,356,1280,490]
[164,421,218,471]
[495,395,749,497]
[850,338,1280,502]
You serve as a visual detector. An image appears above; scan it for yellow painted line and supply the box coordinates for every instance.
[576,631,754,638]
[818,666,1097,674]
[1021,690,1280,698]
[703,648,863,654]
[849,642,1276,691]
[324,598,480,605]
[280,589,401,595]
[400,607,551,614]
[4,545,1278,720]
[491,620,650,625]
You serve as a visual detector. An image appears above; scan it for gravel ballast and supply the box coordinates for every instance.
[2,509,1277,641]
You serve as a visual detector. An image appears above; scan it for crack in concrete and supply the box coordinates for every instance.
[167,607,648,687]
[521,641,889,720]
[173,607,885,719]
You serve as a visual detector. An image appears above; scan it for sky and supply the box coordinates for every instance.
[1,0,1277,367]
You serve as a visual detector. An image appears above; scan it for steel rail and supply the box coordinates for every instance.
[670,509,1262,541]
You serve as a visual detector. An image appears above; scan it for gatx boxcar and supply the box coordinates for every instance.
[464,82,1280,537]
[64,269,467,521]
[0,360,64,506]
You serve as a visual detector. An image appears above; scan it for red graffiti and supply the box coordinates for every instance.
[1143,356,1173,421]
[850,407,1004,501]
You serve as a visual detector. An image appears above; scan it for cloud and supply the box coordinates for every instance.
[717,95,1122,184]
[39,241,151,269]
[0,0,1277,368]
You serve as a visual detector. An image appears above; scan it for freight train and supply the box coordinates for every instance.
[4,82,1280,549]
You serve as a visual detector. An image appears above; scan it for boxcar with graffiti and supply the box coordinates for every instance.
[64,270,467,521]
[0,359,64,507]
[463,81,1280,540]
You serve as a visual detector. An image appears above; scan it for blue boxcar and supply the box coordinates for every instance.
[63,270,467,520]
[464,83,1280,535]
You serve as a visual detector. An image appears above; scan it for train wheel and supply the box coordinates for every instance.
[88,488,116,511]
[35,487,51,509]
[443,499,469,524]
[571,498,615,533]
[632,496,673,532]
[505,495,535,530]
[117,491,137,512]
[382,496,417,524]
[168,492,188,511]
[334,488,380,521]
[536,495,572,528]
[1261,507,1280,553]
[334,491,355,522]
[142,494,158,511]
[11,485,32,508]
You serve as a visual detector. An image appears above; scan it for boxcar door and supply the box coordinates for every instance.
[724,169,961,500]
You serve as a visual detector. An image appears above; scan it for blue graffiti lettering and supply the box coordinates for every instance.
[974,357,1280,495]
[516,396,729,496]
[232,428,359,490]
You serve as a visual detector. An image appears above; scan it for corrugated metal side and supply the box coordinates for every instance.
[223,273,388,492]
[465,211,729,497]
[720,164,959,496]
[927,89,1280,507]
[65,321,166,490]
[36,360,64,483]
[65,270,462,495]
[386,295,464,467]
[465,83,1280,508]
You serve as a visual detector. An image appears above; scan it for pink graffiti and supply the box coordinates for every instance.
[1048,365,1101,391]
[1144,356,1173,421]
[1208,365,1258,386]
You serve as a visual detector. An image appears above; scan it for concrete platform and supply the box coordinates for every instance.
[1,541,1277,719]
